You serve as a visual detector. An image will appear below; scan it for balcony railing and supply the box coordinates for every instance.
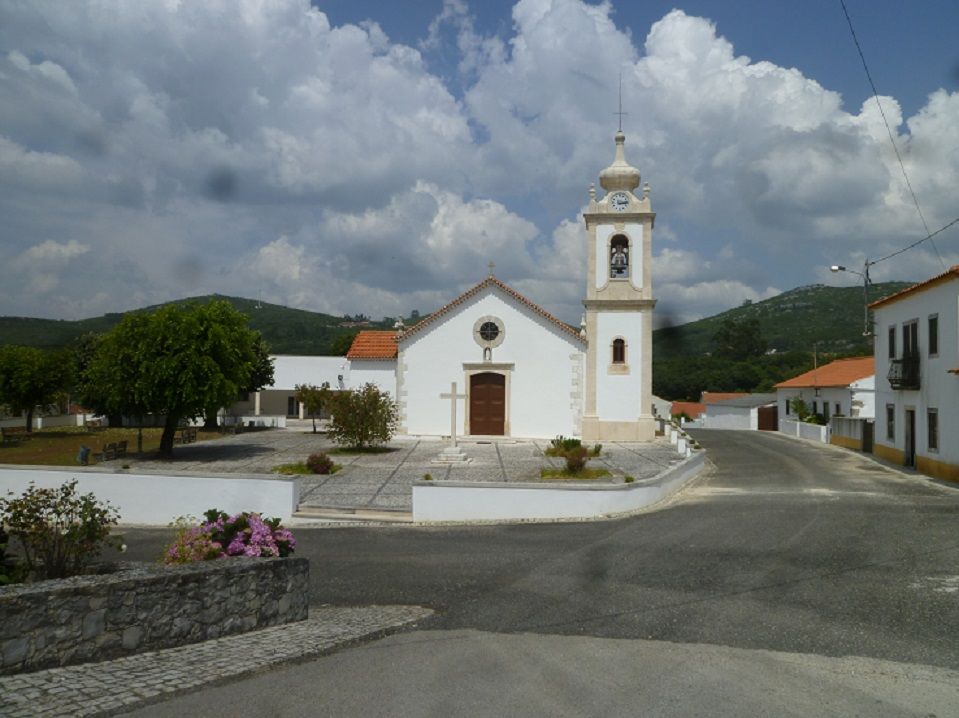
[888,355,920,390]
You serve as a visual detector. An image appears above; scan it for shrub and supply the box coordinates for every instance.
[327,383,398,449]
[0,480,120,580]
[163,509,295,565]
[564,445,589,473]
[307,452,335,474]
[624,475,635,483]
[590,444,602,457]
[422,473,433,481]
[546,436,582,456]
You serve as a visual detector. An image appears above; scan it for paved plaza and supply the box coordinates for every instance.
[124,427,685,512]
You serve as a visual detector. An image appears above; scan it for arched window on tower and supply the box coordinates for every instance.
[610,235,629,279]
[612,338,626,364]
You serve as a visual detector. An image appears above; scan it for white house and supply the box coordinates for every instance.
[239,131,660,440]
[233,355,348,420]
[871,265,959,481]
[775,356,875,422]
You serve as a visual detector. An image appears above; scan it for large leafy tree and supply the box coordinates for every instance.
[80,301,273,456]
[0,346,71,431]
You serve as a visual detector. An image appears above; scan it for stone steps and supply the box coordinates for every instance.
[293,505,414,523]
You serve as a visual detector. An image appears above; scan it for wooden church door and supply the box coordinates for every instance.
[469,372,505,435]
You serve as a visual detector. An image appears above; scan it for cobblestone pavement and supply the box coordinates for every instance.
[0,605,432,718]
[119,430,685,512]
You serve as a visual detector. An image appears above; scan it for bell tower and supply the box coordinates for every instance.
[581,130,656,441]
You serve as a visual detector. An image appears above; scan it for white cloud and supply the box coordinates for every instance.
[0,0,957,325]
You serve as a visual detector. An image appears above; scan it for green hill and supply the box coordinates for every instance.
[653,282,912,358]
[0,295,398,355]
[1,281,914,359]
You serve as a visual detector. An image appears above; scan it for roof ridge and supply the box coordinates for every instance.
[399,276,583,343]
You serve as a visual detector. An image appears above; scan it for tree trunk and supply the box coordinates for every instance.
[203,406,219,431]
[312,414,317,433]
[25,408,34,433]
[159,414,179,457]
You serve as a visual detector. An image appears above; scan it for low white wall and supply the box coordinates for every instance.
[222,415,287,428]
[412,450,704,522]
[0,467,300,525]
[0,415,94,430]
[780,419,829,443]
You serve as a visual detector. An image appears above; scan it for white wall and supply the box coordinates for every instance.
[778,382,874,422]
[0,467,300,524]
[350,360,397,397]
[873,278,959,469]
[701,405,754,430]
[272,355,349,391]
[595,311,643,421]
[400,289,583,438]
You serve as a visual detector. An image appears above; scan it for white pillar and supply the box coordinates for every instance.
[254,391,261,417]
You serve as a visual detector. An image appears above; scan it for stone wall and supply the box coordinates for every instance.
[0,557,309,674]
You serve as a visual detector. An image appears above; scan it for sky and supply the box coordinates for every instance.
[1,0,957,326]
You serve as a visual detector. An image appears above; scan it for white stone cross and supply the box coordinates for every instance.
[440,381,467,447]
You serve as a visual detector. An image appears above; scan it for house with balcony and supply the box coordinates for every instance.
[870,265,959,481]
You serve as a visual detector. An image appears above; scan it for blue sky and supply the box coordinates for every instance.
[1,0,957,323]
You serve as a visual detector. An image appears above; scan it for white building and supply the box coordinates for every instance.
[871,266,959,481]
[775,356,875,422]
[243,131,659,440]
[233,355,348,419]
[700,394,777,430]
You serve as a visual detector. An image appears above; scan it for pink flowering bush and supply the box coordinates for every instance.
[163,509,296,565]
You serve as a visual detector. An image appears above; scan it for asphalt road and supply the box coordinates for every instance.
[120,431,959,716]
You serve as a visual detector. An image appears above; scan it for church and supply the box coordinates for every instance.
[345,130,658,442]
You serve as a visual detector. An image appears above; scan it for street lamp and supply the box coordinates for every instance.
[829,260,874,337]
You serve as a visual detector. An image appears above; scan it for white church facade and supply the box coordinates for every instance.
[247,132,658,441]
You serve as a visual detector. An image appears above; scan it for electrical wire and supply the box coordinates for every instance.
[871,216,959,266]
[838,0,947,269]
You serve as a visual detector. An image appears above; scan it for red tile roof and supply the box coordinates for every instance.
[670,401,706,419]
[868,265,959,309]
[399,276,584,343]
[346,331,398,360]
[774,356,874,389]
[701,392,748,404]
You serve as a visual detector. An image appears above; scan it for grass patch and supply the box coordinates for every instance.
[273,461,341,475]
[0,427,221,466]
[540,467,611,480]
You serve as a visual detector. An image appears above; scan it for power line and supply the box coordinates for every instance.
[838,0,947,270]
[871,216,959,266]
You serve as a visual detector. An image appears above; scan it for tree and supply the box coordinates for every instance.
[295,382,332,433]
[80,300,272,456]
[203,336,275,430]
[327,383,397,449]
[790,397,810,421]
[329,331,358,356]
[711,317,767,361]
[0,346,71,431]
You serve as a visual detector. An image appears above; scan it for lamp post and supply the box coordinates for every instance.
[830,260,874,337]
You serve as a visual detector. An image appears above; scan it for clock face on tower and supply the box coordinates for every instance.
[610,192,630,212]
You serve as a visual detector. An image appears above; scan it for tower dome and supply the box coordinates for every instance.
[598,131,640,193]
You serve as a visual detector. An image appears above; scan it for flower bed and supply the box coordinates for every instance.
[0,556,309,675]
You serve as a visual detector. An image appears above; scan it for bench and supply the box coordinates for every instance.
[97,440,128,462]
[174,427,198,445]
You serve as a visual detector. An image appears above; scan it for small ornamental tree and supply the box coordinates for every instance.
[0,346,71,432]
[295,382,332,433]
[790,397,811,421]
[327,383,398,449]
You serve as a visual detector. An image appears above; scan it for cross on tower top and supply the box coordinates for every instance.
[613,73,628,132]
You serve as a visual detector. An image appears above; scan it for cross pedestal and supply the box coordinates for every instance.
[434,381,470,464]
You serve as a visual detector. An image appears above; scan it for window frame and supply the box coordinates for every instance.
[611,337,626,364]
[886,404,895,441]
[888,326,896,359]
